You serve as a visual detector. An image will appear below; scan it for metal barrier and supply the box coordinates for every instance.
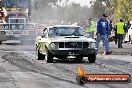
[0,18,50,37]
[0,23,36,35]
[0,18,35,35]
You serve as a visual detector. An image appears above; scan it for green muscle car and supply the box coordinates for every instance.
[35,25,96,63]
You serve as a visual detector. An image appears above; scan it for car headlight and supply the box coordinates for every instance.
[19,25,24,30]
[49,43,58,49]
[4,25,8,29]
[11,25,16,29]
[91,42,96,48]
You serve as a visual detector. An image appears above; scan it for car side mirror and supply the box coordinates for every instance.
[41,35,45,38]
[85,34,89,38]
[41,32,46,38]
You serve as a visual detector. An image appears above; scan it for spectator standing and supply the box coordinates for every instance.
[85,18,96,38]
[125,21,131,33]
[96,14,111,55]
[106,17,113,39]
[124,21,131,43]
[114,25,118,44]
[116,19,126,48]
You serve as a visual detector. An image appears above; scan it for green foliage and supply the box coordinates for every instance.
[92,0,132,23]
[39,0,60,7]
[91,0,113,18]
[113,0,132,21]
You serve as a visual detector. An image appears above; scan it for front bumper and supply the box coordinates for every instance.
[0,34,7,41]
[49,48,96,56]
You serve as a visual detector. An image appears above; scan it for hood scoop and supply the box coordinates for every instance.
[64,36,80,38]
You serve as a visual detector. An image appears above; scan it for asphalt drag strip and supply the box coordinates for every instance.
[1,52,132,88]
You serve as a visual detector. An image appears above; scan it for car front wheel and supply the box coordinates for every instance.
[45,50,54,63]
[88,53,96,63]
[0,41,2,45]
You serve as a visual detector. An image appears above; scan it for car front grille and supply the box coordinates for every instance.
[59,42,89,48]
[59,42,64,48]
[65,42,82,48]
[83,42,89,48]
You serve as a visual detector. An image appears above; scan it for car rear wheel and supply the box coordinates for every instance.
[37,49,45,60]
[88,53,96,63]
[45,50,54,63]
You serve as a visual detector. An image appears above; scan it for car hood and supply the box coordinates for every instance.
[50,36,95,42]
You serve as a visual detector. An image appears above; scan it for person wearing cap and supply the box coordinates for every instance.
[96,14,111,55]
[116,19,126,48]
[106,16,113,39]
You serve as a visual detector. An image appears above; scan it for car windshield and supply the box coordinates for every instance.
[48,27,84,38]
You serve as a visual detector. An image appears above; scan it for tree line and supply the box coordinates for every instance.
[91,0,132,23]
[34,0,132,23]
[34,0,93,23]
